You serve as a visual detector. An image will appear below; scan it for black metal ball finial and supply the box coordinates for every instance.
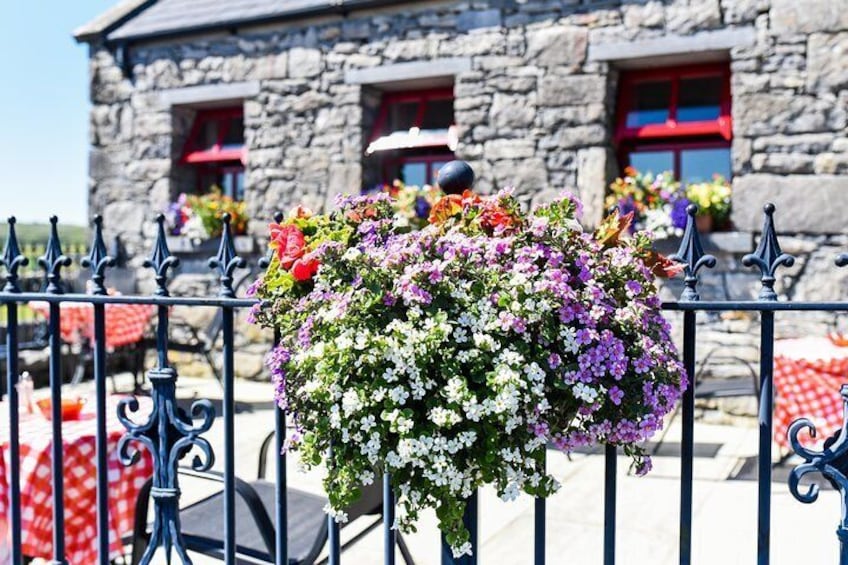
[437,160,475,194]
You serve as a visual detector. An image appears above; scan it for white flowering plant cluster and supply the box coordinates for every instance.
[251,189,686,556]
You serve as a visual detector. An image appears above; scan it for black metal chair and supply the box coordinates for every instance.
[132,270,255,389]
[130,432,415,564]
[650,348,759,457]
[0,321,49,401]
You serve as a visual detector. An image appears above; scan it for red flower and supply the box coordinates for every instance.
[479,206,516,233]
[292,257,320,281]
[269,222,305,269]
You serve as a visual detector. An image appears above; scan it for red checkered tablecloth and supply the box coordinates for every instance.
[774,337,848,451]
[29,302,155,349]
[0,396,153,563]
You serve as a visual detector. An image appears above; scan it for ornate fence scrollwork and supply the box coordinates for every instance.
[116,214,217,565]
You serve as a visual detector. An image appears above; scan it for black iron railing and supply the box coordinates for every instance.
[1,199,848,565]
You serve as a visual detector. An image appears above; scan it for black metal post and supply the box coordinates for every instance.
[275,403,288,565]
[534,451,546,565]
[222,305,236,564]
[328,443,341,565]
[603,444,616,565]
[679,310,696,565]
[757,310,775,565]
[93,303,110,565]
[48,301,67,564]
[384,471,396,565]
[6,303,22,565]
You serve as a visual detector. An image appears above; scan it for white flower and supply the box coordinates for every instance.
[342,390,363,416]
[572,383,599,403]
[389,386,410,405]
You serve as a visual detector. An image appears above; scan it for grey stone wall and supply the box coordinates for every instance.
[85,0,847,366]
[86,1,847,245]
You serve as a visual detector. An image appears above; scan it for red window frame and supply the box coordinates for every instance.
[382,153,455,187]
[369,87,455,143]
[615,63,732,144]
[181,108,246,165]
[626,140,731,180]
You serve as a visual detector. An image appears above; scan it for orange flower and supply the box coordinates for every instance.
[288,205,313,220]
[428,194,463,224]
[291,256,320,282]
[269,223,305,269]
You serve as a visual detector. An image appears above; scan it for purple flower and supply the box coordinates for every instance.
[609,386,624,406]
[671,196,691,230]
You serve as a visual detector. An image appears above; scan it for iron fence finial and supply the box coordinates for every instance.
[208,213,246,298]
[670,204,716,301]
[144,214,180,297]
[742,203,795,301]
[1,216,28,293]
[37,215,72,295]
[81,215,116,296]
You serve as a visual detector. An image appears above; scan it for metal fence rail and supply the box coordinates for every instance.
[1,203,847,565]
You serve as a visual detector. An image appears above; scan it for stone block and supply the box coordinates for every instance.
[577,147,613,227]
[525,25,588,68]
[490,92,536,128]
[326,163,361,210]
[539,125,608,149]
[666,0,721,34]
[814,152,848,174]
[254,52,288,80]
[456,9,502,32]
[734,93,842,136]
[622,1,664,29]
[288,47,322,78]
[771,0,848,34]
[538,75,607,106]
[483,139,536,160]
[731,174,848,234]
[807,32,848,93]
[492,158,548,193]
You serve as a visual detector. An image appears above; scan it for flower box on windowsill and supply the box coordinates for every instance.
[165,235,255,255]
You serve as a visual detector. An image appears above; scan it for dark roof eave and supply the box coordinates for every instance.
[103,0,425,45]
[73,0,158,44]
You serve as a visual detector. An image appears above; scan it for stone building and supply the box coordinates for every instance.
[74,0,848,368]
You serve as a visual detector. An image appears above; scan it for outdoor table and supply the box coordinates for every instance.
[773,337,848,452]
[0,395,153,563]
[29,301,155,350]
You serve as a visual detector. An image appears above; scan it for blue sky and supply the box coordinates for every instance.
[0,1,116,226]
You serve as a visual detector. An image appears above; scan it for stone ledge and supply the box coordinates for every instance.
[344,57,472,86]
[157,80,261,107]
[731,174,848,234]
[588,27,756,67]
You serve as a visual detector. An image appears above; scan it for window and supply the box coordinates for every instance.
[615,64,731,184]
[365,88,457,189]
[181,108,245,200]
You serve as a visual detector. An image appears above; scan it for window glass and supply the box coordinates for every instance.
[420,99,454,131]
[401,162,428,187]
[678,76,723,122]
[626,81,671,127]
[221,116,244,150]
[198,119,219,151]
[680,147,731,184]
[629,150,674,175]
[388,101,420,133]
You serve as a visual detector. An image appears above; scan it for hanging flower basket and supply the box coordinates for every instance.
[251,184,686,556]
